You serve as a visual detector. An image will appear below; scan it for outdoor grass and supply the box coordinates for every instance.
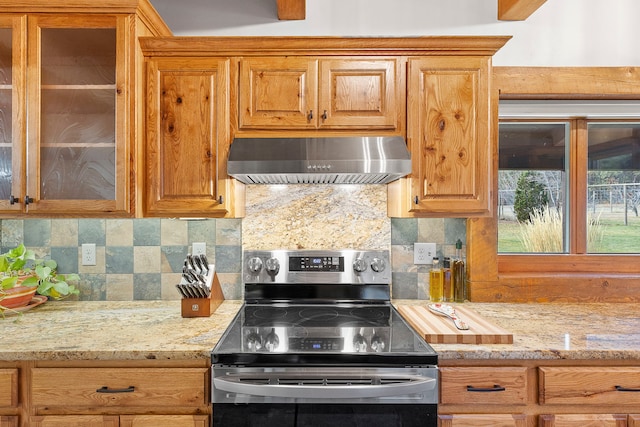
[499,216,640,253]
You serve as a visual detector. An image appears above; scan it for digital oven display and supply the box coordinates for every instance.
[289,256,344,272]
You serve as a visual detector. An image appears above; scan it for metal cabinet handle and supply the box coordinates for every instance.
[466,384,506,392]
[24,195,33,205]
[307,110,313,120]
[9,195,19,205]
[414,196,419,204]
[218,195,224,204]
[321,110,328,120]
[616,385,640,392]
[96,386,135,394]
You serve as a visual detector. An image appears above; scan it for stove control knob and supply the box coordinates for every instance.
[370,257,386,273]
[247,257,263,274]
[352,333,368,352]
[353,257,368,273]
[264,328,280,352]
[265,257,280,276]
[371,334,386,352]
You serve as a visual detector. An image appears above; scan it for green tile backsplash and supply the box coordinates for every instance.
[0,189,466,301]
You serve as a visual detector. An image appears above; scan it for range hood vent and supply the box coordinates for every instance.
[227,136,411,185]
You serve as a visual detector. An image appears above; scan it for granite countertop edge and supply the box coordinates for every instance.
[2,299,639,362]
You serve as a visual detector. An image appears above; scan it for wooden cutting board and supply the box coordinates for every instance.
[397,305,513,344]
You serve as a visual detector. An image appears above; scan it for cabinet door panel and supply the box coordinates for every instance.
[0,15,25,213]
[0,416,18,427]
[0,369,18,408]
[26,15,129,215]
[239,57,317,129]
[439,414,531,427]
[407,56,491,216]
[318,59,398,129]
[30,415,119,427]
[120,415,208,427]
[539,414,628,427]
[539,367,640,405]
[440,367,528,405]
[146,57,230,216]
[31,367,208,408]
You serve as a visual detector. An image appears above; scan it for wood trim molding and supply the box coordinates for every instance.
[277,0,305,20]
[498,0,546,21]
[469,66,640,302]
[494,66,640,99]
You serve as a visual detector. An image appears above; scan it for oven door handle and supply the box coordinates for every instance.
[213,375,436,399]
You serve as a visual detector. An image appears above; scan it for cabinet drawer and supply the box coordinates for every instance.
[539,366,640,405]
[438,414,531,427]
[440,367,528,405]
[0,369,18,408]
[31,368,208,408]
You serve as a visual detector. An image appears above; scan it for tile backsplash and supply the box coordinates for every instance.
[0,186,465,301]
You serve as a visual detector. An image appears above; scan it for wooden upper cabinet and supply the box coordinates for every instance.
[145,57,240,217]
[389,56,493,217]
[0,1,170,218]
[239,57,399,130]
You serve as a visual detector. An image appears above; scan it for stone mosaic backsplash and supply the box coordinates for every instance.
[0,186,466,301]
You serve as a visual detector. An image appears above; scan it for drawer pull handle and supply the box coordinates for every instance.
[466,384,506,392]
[96,386,135,394]
[615,385,640,392]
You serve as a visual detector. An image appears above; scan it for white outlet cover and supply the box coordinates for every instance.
[192,242,207,256]
[414,242,436,265]
[81,243,96,266]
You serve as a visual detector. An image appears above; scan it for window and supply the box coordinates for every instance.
[497,102,640,257]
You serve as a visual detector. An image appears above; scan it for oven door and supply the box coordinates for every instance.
[213,403,437,427]
[212,366,438,427]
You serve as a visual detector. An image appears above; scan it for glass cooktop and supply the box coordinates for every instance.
[212,303,437,366]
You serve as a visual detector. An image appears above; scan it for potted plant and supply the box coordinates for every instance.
[0,244,80,311]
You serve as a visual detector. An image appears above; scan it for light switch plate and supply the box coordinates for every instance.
[414,242,436,264]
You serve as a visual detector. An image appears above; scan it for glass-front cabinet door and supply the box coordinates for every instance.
[26,15,127,215]
[0,14,128,216]
[0,16,26,213]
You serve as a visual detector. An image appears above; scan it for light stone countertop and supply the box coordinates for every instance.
[2,299,640,362]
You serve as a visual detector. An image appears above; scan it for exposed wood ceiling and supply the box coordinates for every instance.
[497,0,546,21]
[276,0,546,21]
[277,0,305,20]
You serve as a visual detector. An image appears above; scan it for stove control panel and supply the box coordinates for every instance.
[289,256,344,272]
[243,249,391,284]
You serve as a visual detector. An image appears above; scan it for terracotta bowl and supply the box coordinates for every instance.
[0,286,37,309]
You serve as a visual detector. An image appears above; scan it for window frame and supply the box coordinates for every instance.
[467,67,640,302]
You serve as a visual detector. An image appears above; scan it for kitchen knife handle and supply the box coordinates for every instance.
[96,386,135,394]
[615,385,640,392]
[466,384,506,392]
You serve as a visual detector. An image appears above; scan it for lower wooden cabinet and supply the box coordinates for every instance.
[438,414,532,427]
[538,414,638,427]
[0,417,18,427]
[23,361,211,427]
[30,415,208,427]
[0,369,18,408]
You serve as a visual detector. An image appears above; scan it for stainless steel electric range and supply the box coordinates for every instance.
[211,249,438,427]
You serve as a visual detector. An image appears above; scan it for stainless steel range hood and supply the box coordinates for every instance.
[227,136,411,184]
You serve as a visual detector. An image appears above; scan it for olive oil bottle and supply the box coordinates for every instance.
[429,257,444,302]
[452,239,467,302]
[442,257,453,302]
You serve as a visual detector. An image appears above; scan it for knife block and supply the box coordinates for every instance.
[181,267,225,318]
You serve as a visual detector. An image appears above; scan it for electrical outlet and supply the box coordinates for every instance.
[414,242,436,264]
[81,243,96,266]
[192,242,206,256]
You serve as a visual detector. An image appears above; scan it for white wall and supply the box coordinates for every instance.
[149,0,640,66]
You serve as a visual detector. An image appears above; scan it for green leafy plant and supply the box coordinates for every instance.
[0,244,80,299]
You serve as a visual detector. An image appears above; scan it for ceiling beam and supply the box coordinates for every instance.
[498,0,546,21]
[277,0,306,20]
